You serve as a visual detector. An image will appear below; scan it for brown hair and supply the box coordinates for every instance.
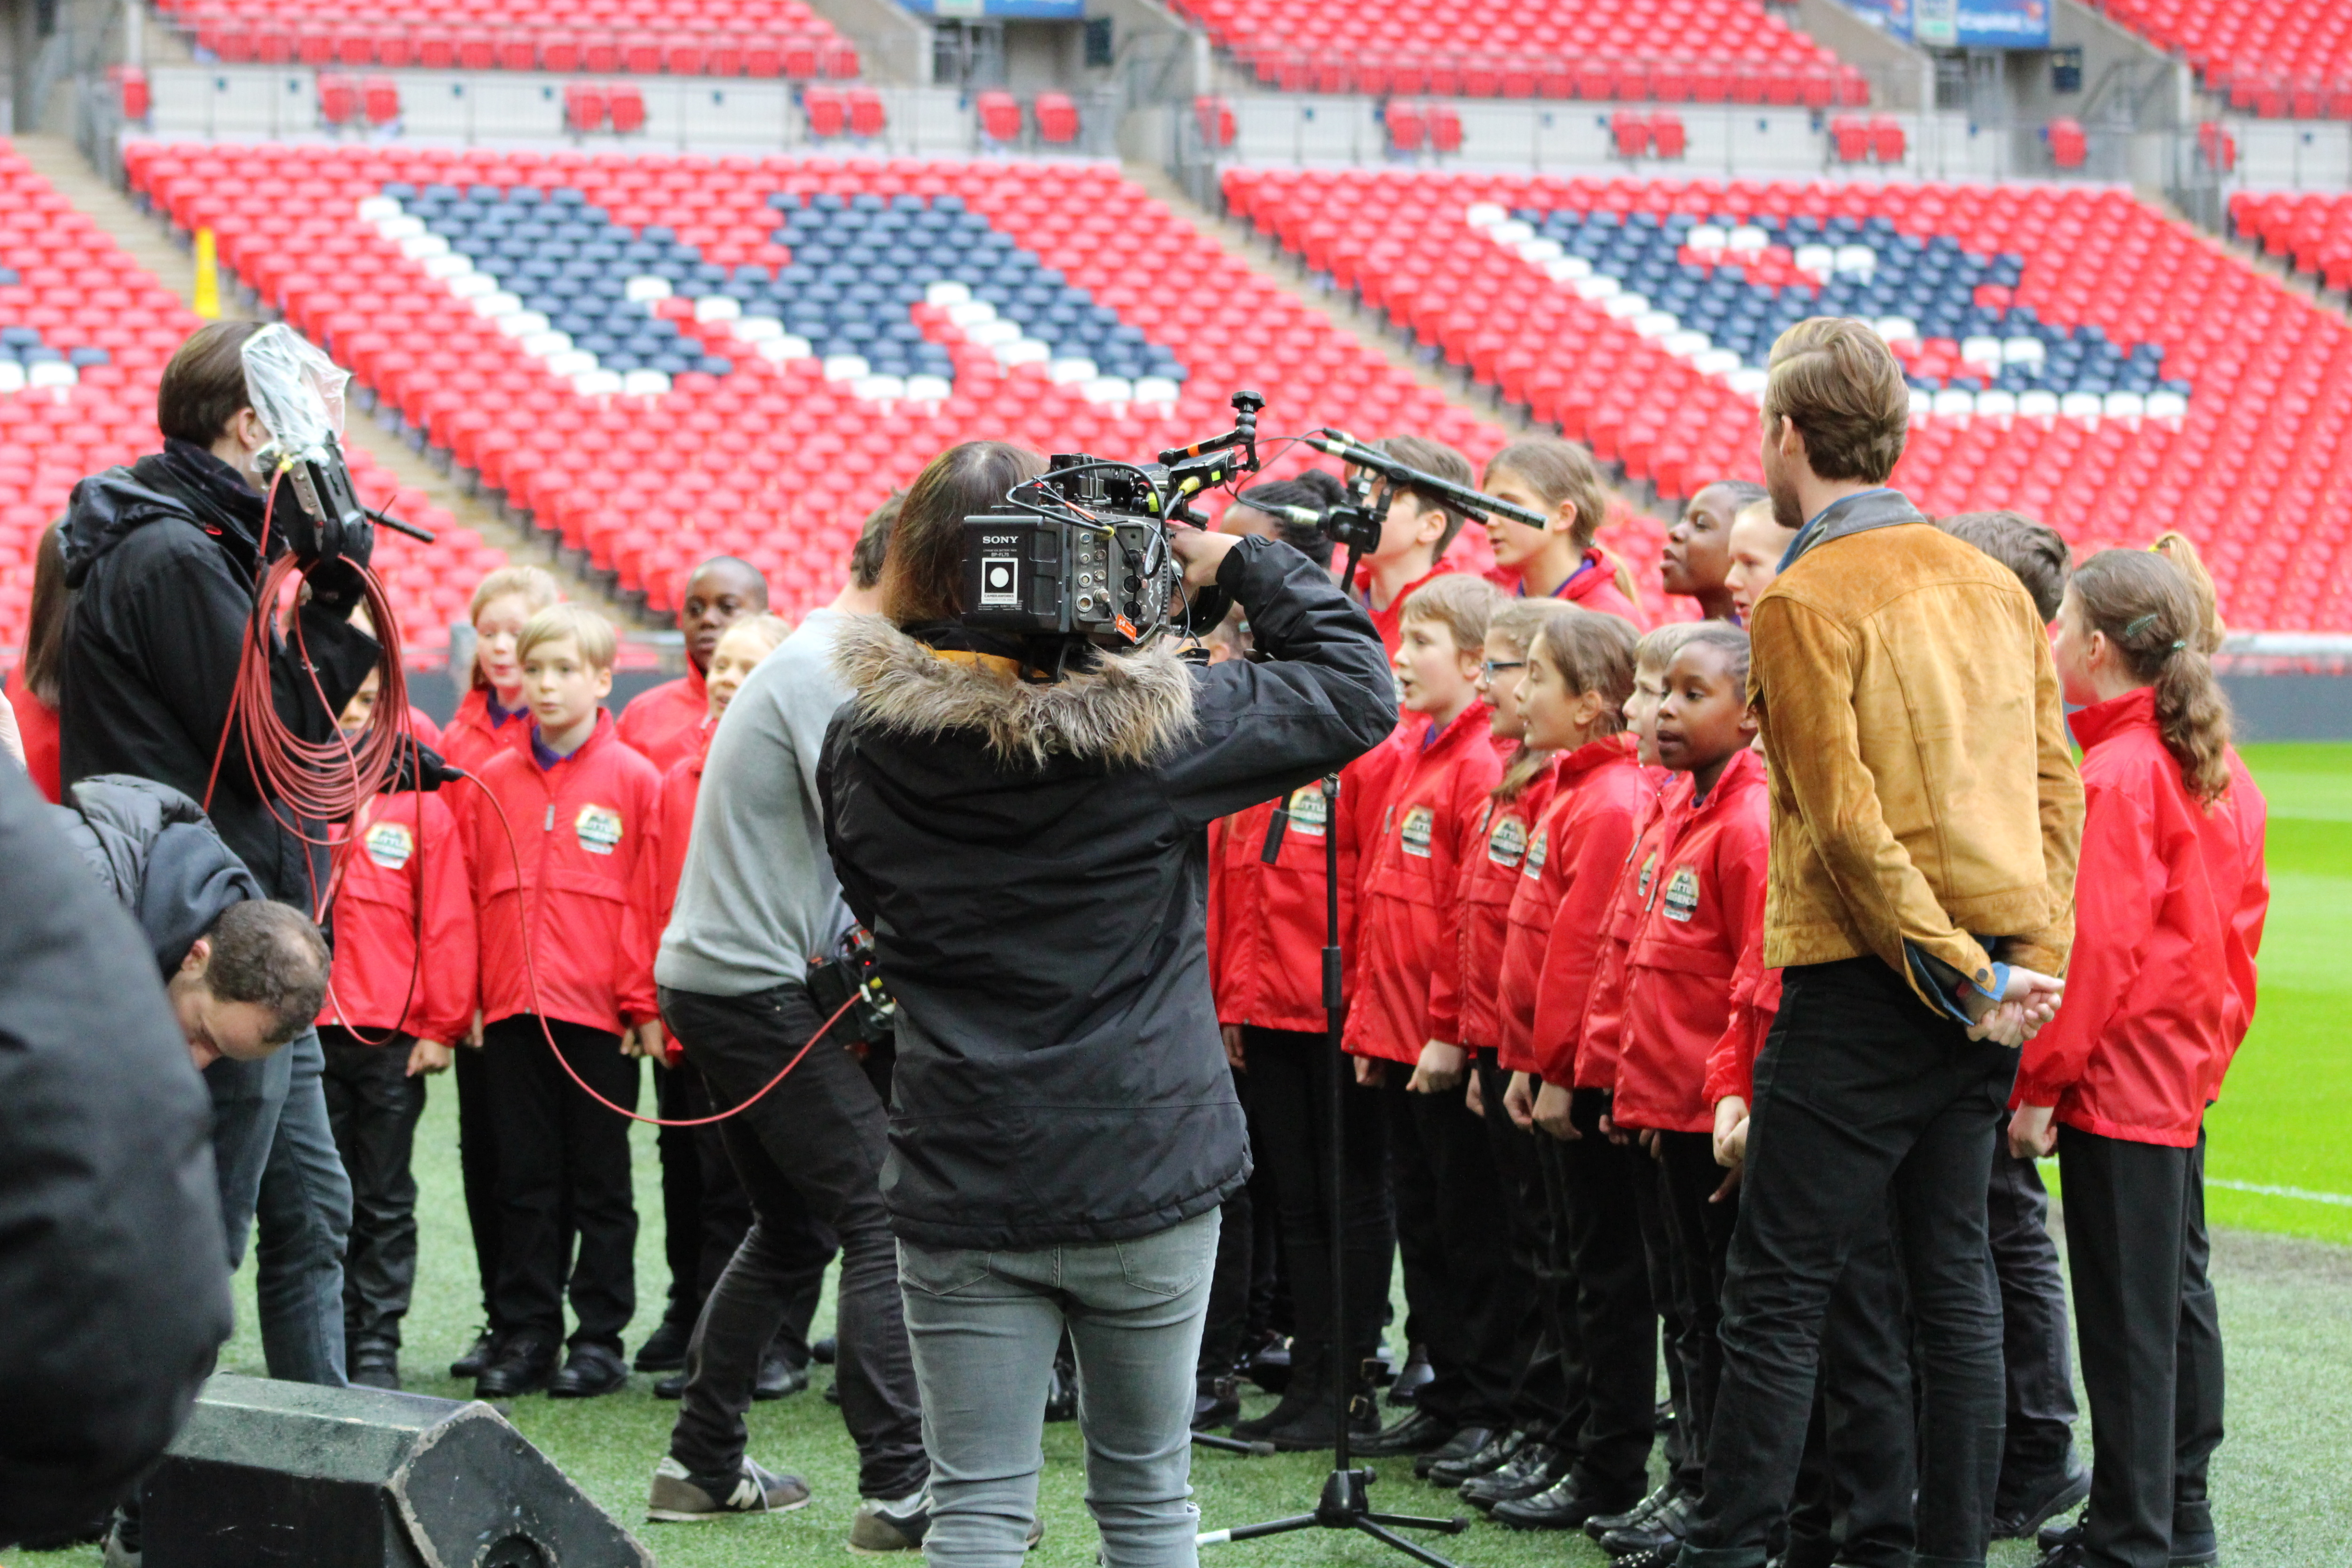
[1635,621,1700,675]
[1489,599,1584,801]
[850,492,904,591]
[882,442,1049,625]
[1486,437,1645,610]
[158,320,265,446]
[1762,317,1910,484]
[1398,571,1501,657]
[1531,605,1638,736]
[1942,510,2071,624]
[2070,549,2233,804]
[467,565,563,692]
[17,520,67,707]
[199,899,331,1047]
[2149,532,2225,653]
[518,603,619,673]
[1375,434,1475,559]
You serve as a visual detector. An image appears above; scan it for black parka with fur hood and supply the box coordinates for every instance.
[819,536,1397,1251]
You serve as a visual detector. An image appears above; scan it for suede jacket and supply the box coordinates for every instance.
[1747,488,2082,1015]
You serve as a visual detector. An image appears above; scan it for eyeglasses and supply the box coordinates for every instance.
[1480,660,1526,679]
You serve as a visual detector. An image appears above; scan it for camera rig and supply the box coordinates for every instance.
[960,390,1266,645]
[241,322,434,565]
[1302,429,1549,591]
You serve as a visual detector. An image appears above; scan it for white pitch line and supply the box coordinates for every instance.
[2207,1178,2352,1208]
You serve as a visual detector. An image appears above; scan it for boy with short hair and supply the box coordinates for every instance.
[1348,435,1479,653]
[461,603,664,1401]
[1346,573,1519,1467]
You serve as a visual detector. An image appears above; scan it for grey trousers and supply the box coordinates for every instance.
[898,1211,1221,1568]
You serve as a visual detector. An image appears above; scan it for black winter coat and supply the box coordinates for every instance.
[0,764,233,1546]
[57,439,379,907]
[50,773,268,972]
[820,536,1397,1250]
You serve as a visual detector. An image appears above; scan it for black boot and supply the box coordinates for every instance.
[1260,1369,1381,1454]
[1233,1338,1328,1439]
[1194,1374,1242,1430]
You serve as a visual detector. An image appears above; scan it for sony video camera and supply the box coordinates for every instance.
[959,391,1264,646]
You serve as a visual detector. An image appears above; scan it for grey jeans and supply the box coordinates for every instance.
[898,1210,1220,1568]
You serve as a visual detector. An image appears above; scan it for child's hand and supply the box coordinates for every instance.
[1463,1067,1485,1119]
[1407,1040,1466,1094]
[1598,1110,1630,1146]
[1711,1096,1749,1169]
[407,1037,453,1077]
[466,1009,485,1049]
[1222,1024,1247,1072]
[624,1021,667,1060]
[1503,1072,1537,1131]
[2008,1104,2058,1160]
[1638,1128,1662,1158]
[1533,1080,1580,1142]
[1354,1055,1386,1088]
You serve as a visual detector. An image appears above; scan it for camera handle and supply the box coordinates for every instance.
[1324,466,1394,596]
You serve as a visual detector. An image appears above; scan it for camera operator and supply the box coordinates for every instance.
[819,441,1399,1568]
[58,321,375,1393]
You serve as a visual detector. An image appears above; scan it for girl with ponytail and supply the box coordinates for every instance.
[1481,438,1648,629]
[2007,546,2270,1568]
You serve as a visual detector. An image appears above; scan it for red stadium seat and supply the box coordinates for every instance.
[2093,0,2352,120]
[362,75,401,124]
[1612,111,1650,158]
[1868,116,1906,164]
[1193,95,1236,149]
[1387,101,1426,152]
[977,90,1022,142]
[1830,115,1870,162]
[803,86,846,137]
[564,80,608,131]
[1428,104,1462,152]
[317,72,359,126]
[2047,117,2088,170]
[846,87,886,137]
[608,82,646,132]
[1651,112,1686,159]
[1034,92,1081,144]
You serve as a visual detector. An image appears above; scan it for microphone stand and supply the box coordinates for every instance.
[1198,539,1469,1568]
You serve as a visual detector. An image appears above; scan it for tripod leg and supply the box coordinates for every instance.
[1364,1510,1470,1534]
[1199,1514,1320,1545]
[1356,1518,1468,1568]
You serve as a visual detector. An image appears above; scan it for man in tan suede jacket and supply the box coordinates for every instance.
[1675,319,2082,1568]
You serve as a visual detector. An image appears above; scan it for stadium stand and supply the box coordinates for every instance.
[1170,0,1868,106]
[160,0,860,80]
[2232,189,2352,293]
[2090,0,2352,119]
[1229,167,2352,631]
[124,144,1680,623]
[0,141,501,665]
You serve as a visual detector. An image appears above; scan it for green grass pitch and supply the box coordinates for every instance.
[11,746,2351,1567]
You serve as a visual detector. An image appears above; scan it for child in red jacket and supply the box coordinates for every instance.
[2010,545,2267,1568]
[459,603,663,1401]
[1479,437,1647,629]
[1610,624,1769,1550]
[1344,572,1515,1461]
[317,667,474,1391]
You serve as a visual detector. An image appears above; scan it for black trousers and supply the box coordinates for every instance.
[1241,1026,1393,1394]
[1684,957,2013,1568]
[453,1043,505,1335]
[1786,1196,1919,1568]
[320,1027,425,1353]
[1550,1088,1660,1502]
[1629,1115,1696,1494]
[662,984,928,1502]
[1383,1071,1518,1431]
[1200,1063,1279,1380]
[1474,1053,1575,1439]
[2057,1126,2225,1568]
[482,1015,640,1352]
[1987,1147,2081,1502]
[1652,1129,1739,1481]
[653,1063,755,1328]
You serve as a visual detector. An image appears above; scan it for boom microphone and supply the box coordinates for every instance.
[1305,430,1547,527]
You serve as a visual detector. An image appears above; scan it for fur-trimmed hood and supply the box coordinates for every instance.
[830,617,1197,769]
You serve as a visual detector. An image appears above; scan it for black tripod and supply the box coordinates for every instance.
[1198,770,1469,1568]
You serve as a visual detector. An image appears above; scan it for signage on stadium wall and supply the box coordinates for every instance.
[1909,0,2050,48]
[897,0,1087,16]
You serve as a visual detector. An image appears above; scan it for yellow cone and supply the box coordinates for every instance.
[192,227,220,319]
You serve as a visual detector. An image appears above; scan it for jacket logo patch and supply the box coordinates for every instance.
[1636,849,1660,901]
[363,821,413,870]
[1287,785,1329,837]
[1399,805,1435,858]
[575,804,624,856]
[1487,815,1529,868]
[1663,864,1701,923]
[1521,828,1549,879]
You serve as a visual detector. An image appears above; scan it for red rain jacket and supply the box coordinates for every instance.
[616,663,710,773]
[318,785,476,1044]
[1509,549,1647,630]
[1704,916,1782,1109]
[438,685,534,779]
[458,711,661,1035]
[1344,705,1503,1064]
[1494,734,1647,1077]
[1452,759,1557,1054]
[7,671,60,802]
[1613,749,1771,1133]
[1576,772,1683,1092]
[2013,688,2268,1147]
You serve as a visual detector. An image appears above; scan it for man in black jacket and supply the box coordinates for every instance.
[0,765,233,1552]
[820,443,1398,1568]
[58,321,372,1394]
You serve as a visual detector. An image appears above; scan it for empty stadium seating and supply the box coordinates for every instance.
[2092,0,2352,119]
[123,145,1677,623]
[160,0,860,80]
[0,141,493,664]
[1230,167,2352,631]
[2232,190,2352,293]
[1171,0,1867,106]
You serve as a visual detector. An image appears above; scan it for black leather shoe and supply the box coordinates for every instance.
[1414,1425,1499,1479]
[633,1317,692,1373]
[825,1376,842,1406]
[349,1352,401,1391]
[1387,1344,1433,1407]
[1260,1388,1382,1454]
[1427,1428,1526,1487]
[475,1335,557,1399]
[1993,1458,2090,1540]
[1194,1375,1242,1431]
[1585,1483,1672,1541]
[2036,1516,2082,1555]
[1598,1490,1695,1555]
[655,1369,687,1399]
[1460,1441,1571,1510]
[811,1335,838,1364]
[1495,1476,1640,1532]
[548,1343,629,1399]
[450,1329,497,1381]
[755,1346,808,1401]
[1245,1331,1294,1393]
[1355,1409,1451,1457]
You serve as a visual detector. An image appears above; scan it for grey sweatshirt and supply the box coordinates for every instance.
[654,608,859,997]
